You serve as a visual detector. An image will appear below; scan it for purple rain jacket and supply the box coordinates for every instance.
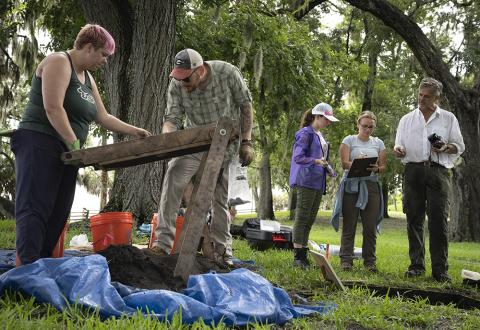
[289,125,328,192]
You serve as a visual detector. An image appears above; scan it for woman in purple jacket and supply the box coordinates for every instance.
[289,103,338,268]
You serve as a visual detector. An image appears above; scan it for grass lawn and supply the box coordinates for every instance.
[1,211,479,329]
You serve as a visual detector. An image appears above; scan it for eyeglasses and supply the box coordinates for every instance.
[360,124,375,129]
[178,68,199,83]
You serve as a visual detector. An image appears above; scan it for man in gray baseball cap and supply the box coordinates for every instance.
[152,48,255,267]
[169,48,204,81]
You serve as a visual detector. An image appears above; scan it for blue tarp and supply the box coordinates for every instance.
[0,254,335,325]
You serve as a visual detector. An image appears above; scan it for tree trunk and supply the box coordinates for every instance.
[80,0,176,224]
[288,188,296,221]
[258,127,275,220]
[361,40,379,112]
[255,82,275,220]
[382,182,389,219]
[449,110,480,241]
[0,196,14,220]
[251,184,259,214]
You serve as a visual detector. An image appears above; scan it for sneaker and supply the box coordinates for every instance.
[365,264,378,273]
[341,262,353,271]
[405,269,425,278]
[433,272,452,283]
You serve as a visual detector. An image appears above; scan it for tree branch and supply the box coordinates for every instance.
[447,36,464,64]
[345,9,355,54]
[408,0,439,17]
[0,151,15,169]
[291,0,329,20]
[0,46,19,72]
[343,0,472,115]
[451,0,473,7]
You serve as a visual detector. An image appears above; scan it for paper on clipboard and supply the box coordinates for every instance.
[346,157,378,178]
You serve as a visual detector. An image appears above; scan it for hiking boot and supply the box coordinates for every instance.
[213,252,234,268]
[405,269,425,278]
[223,255,234,267]
[293,258,309,269]
[365,264,378,273]
[433,272,452,283]
[213,244,234,269]
[341,262,353,271]
[293,247,310,269]
[149,246,168,256]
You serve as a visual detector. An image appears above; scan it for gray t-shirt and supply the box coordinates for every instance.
[342,135,385,160]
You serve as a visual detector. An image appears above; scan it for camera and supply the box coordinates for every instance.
[428,133,445,149]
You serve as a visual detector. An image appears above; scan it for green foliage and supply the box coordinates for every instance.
[0,1,47,216]
[0,0,42,110]
[39,0,84,52]
[0,219,15,248]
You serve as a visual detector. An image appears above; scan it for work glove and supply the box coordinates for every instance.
[66,139,81,151]
[239,140,254,167]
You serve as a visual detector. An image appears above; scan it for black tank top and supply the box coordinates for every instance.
[19,52,98,145]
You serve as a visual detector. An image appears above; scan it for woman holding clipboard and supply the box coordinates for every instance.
[330,111,387,272]
[289,103,338,268]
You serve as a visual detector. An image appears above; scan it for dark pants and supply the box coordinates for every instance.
[292,187,322,246]
[403,163,451,275]
[340,181,380,266]
[11,129,78,265]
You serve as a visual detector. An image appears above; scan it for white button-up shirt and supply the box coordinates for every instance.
[394,106,465,168]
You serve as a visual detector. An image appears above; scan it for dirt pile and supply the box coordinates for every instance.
[98,245,229,291]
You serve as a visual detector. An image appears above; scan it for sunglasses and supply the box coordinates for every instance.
[360,124,375,129]
[179,68,199,83]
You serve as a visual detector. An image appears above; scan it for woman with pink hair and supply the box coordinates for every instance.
[11,24,151,265]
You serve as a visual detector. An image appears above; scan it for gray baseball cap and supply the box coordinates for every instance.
[170,48,204,80]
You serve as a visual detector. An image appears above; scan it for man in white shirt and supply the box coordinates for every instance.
[393,77,465,282]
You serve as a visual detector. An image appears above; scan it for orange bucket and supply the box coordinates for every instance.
[170,215,184,255]
[52,223,68,257]
[90,212,133,252]
[148,213,158,248]
[16,222,68,267]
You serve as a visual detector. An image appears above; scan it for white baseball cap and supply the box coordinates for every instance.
[311,102,339,122]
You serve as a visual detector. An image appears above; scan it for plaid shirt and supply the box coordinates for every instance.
[164,60,252,162]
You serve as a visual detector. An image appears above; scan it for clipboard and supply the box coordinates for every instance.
[347,156,378,178]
